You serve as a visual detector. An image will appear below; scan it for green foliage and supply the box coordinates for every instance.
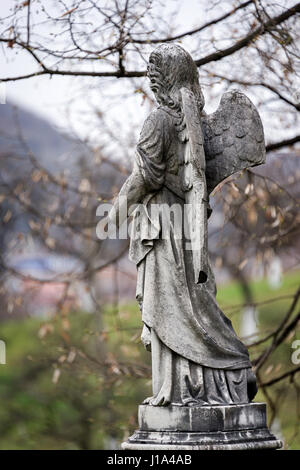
[0,309,150,449]
[0,271,299,449]
[218,270,300,449]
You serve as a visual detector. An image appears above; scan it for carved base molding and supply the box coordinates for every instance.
[122,403,282,450]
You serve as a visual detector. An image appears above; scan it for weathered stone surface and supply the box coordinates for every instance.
[109,43,282,450]
[111,43,261,409]
[122,403,282,451]
[138,403,267,433]
[122,429,282,451]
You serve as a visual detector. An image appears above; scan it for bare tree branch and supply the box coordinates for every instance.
[260,366,300,387]
[195,3,300,66]
[130,0,253,44]
[1,3,299,81]
[266,134,300,152]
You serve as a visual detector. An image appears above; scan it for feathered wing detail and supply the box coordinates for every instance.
[180,87,208,284]
[202,90,266,194]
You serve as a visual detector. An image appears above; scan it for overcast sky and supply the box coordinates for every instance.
[1,0,298,149]
[1,0,204,134]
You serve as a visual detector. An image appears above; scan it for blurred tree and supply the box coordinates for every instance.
[0,0,299,449]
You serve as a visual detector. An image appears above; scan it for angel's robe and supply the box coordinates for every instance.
[128,105,257,406]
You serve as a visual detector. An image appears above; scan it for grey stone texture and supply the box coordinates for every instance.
[122,404,282,450]
[111,43,263,408]
[138,403,267,432]
[108,43,282,449]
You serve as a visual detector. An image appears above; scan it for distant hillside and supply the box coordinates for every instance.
[0,101,75,171]
[0,100,126,192]
[0,100,127,269]
[0,100,298,302]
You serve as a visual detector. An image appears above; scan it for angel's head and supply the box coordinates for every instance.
[147,43,204,113]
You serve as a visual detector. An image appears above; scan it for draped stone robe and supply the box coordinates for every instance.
[127,105,257,406]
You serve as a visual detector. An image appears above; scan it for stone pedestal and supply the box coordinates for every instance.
[122,403,282,450]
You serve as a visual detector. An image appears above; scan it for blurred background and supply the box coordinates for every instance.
[0,0,299,449]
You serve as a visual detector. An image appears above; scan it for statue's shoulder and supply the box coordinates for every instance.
[145,105,176,123]
[141,106,176,136]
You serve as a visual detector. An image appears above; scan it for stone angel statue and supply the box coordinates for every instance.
[108,44,265,408]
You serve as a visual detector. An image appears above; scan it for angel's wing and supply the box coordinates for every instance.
[202,90,265,194]
[180,87,208,284]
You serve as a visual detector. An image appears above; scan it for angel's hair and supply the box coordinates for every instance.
[147,43,205,114]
